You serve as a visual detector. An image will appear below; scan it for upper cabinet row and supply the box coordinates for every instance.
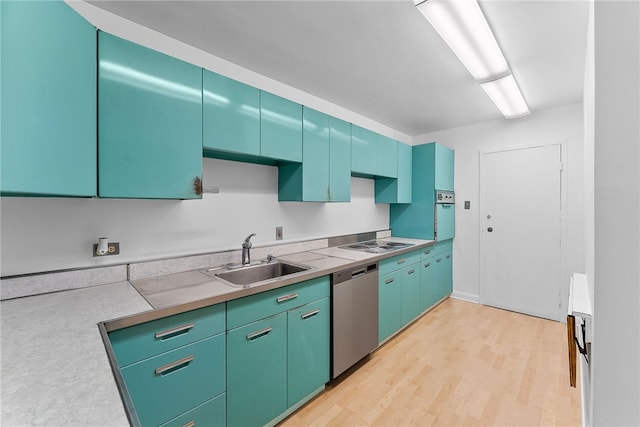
[1,1,411,203]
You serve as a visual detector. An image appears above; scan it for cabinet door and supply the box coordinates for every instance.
[433,254,445,302]
[420,257,435,310]
[159,394,225,427]
[377,135,398,178]
[443,251,453,296]
[302,107,330,201]
[375,142,412,204]
[227,313,287,427]
[435,143,455,191]
[1,0,96,196]
[351,125,377,177]
[401,264,421,325]
[287,298,330,407]
[260,91,302,162]
[379,271,402,343]
[436,204,455,240]
[203,70,260,157]
[329,117,351,202]
[98,32,203,199]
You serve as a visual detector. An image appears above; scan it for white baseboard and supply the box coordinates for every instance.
[451,291,480,304]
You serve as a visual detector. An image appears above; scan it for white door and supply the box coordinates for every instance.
[480,144,562,321]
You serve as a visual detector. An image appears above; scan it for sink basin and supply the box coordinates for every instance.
[209,261,310,287]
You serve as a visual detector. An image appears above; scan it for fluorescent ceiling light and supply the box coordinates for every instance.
[415,0,508,81]
[480,74,530,118]
[414,0,530,118]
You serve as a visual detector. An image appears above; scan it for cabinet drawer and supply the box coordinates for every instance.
[420,245,436,260]
[434,240,453,256]
[122,334,225,427]
[160,393,225,427]
[379,250,421,276]
[110,304,225,367]
[226,276,329,329]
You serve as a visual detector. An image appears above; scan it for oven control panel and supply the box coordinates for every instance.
[435,190,455,204]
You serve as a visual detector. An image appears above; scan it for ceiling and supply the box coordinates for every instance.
[87,0,589,137]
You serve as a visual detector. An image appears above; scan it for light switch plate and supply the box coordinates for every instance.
[464,201,471,210]
[276,226,283,240]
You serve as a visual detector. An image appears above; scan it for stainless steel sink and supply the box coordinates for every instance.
[206,261,310,287]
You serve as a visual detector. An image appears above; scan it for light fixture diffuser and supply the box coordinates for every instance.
[479,74,530,118]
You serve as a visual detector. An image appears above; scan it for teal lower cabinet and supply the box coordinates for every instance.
[108,304,226,426]
[433,241,453,302]
[227,313,288,427]
[400,264,421,325]
[287,297,330,407]
[226,276,330,427]
[378,270,403,343]
[420,255,436,310]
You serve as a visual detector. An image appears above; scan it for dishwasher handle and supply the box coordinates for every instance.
[332,262,378,285]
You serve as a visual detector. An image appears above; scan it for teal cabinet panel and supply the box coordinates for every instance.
[1,0,96,196]
[121,334,225,427]
[375,142,412,204]
[379,250,421,276]
[401,264,421,325]
[390,142,454,239]
[377,135,398,178]
[98,32,203,199]
[351,125,377,177]
[160,394,225,427]
[203,70,260,157]
[435,143,455,191]
[109,304,225,367]
[329,117,352,202]
[420,257,436,310]
[433,242,452,301]
[227,313,288,427]
[379,271,402,343]
[226,276,329,330]
[260,91,302,162]
[287,297,330,407]
[436,204,455,240]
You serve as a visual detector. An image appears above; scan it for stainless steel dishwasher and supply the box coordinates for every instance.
[331,262,379,379]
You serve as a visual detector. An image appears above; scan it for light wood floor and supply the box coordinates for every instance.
[281,298,581,426]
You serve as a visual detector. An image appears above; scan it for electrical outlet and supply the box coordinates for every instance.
[93,242,120,257]
[276,226,283,240]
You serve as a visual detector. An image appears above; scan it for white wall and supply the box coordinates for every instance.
[590,1,640,425]
[413,103,585,311]
[0,159,388,276]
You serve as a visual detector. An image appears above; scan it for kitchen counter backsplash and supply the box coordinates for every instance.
[0,230,391,300]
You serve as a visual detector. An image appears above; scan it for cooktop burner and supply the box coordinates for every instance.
[339,240,414,253]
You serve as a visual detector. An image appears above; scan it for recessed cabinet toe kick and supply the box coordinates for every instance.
[331,262,379,378]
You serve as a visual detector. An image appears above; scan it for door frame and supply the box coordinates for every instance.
[478,139,569,321]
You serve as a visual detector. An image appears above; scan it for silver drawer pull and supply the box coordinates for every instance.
[397,259,406,265]
[385,278,395,285]
[155,355,194,375]
[424,249,432,254]
[436,258,442,262]
[424,263,431,268]
[408,269,416,275]
[155,322,195,340]
[446,255,451,259]
[301,309,320,320]
[276,293,299,303]
[183,421,195,427]
[247,327,273,341]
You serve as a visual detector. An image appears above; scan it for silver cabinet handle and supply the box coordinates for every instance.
[424,249,432,255]
[247,327,272,341]
[183,421,195,427]
[436,258,442,262]
[155,355,194,375]
[408,269,416,275]
[155,322,195,340]
[276,293,299,303]
[424,262,431,268]
[385,278,395,284]
[301,309,320,320]
[446,255,451,259]
[397,258,406,265]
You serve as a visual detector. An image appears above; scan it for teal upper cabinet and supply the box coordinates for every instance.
[260,91,302,162]
[390,142,455,239]
[278,109,350,202]
[1,0,96,197]
[328,117,352,202]
[203,70,260,160]
[351,125,377,177]
[98,32,203,199]
[377,135,398,178]
[375,142,412,204]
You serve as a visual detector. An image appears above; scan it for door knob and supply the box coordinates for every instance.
[487,227,494,232]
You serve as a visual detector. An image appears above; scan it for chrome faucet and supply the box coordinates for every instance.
[241,233,256,266]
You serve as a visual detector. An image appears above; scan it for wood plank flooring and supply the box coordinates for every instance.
[281,298,581,426]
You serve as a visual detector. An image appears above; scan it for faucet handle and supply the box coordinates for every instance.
[242,233,256,248]
[266,254,275,263]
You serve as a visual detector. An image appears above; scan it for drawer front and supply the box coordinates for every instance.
[110,304,225,367]
[378,271,402,343]
[159,393,225,427]
[122,334,225,427]
[420,245,436,260]
[434,240,453,256]
[226,276,329,329]
[379,250,420,276]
